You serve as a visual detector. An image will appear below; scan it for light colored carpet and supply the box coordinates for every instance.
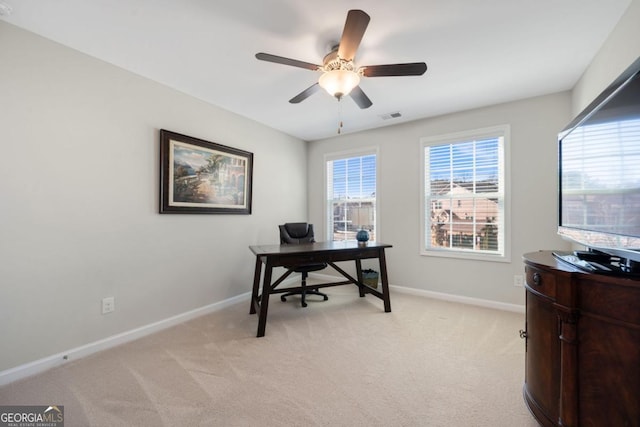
[0,286,538,426]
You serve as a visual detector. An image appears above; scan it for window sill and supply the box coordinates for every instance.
[421,248,511,263]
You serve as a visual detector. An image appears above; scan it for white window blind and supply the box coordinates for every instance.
[422,126,508,260]
[327,153,377,241]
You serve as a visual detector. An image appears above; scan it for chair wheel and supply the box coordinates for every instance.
[323,295,328,300]
[281,295,287,302]
[302,301,307,307]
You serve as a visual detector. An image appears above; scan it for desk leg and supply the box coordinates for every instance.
[256,263,273,337]
[379,249,392,312]
[249,255,262,315]
[355,259,365,297]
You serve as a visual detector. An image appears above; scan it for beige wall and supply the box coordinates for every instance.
[572,0,640,115]
[308,93,571,305]
[0,22,307,372]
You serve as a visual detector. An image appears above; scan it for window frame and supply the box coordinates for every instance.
[324,147,379,242]
[420,125,511,262]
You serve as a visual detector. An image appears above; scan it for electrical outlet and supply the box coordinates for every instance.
[102,297,115,314]
[513,275,524,287]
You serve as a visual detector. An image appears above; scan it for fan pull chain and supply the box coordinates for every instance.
[337,98,343,134]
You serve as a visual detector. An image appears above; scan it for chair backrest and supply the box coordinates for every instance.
[279,223,316,244]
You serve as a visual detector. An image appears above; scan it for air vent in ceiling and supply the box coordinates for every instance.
[379,112,402,120]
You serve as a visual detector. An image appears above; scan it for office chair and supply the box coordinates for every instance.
[278,223,329,307]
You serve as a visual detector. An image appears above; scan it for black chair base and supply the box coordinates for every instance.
[280,288,329,308]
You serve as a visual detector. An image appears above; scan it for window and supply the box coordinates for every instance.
[421,126,510,261]
[326,150,377,241]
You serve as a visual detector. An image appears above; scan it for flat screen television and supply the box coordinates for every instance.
[557,56,640,275]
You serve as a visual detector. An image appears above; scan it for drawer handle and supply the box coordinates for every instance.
[532,272,542,286]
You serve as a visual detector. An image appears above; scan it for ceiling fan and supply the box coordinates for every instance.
[255,9,427,109]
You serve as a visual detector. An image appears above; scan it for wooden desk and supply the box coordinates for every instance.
[249,241,392,337]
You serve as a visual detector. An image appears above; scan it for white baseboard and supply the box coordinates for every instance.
[0,292,251,387]
[310,272,525,313]
[391,284,525,313]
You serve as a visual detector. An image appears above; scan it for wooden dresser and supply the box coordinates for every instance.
[522,251,640,427]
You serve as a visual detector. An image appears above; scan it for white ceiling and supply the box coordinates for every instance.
[0,0,631,141]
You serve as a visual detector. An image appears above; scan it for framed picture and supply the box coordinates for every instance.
[159,130,253,214]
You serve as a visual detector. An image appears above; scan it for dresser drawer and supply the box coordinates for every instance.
[525,265,556,299]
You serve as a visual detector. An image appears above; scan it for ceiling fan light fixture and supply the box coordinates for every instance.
[318,69,360,99]
[255,9,426,110]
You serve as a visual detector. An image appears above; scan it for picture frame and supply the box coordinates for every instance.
[159,129,253,214]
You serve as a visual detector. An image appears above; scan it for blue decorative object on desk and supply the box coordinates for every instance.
[356,229,369,242]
